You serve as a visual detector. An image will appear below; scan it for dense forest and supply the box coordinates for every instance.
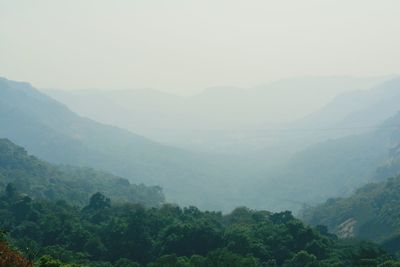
[1,188,400,267]
[2,139,400,266]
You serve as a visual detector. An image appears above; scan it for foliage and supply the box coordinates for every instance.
[0,190,397,267]
[302,175,400,251]
[0,237,34,267]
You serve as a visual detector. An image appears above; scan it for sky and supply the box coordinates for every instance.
[0,0,399,95]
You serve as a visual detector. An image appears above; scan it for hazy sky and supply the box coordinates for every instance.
[0,0,399,94]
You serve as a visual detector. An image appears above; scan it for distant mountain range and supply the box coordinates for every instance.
[3,75,400,213]
[45,76,390,153]
[249,78,400,211]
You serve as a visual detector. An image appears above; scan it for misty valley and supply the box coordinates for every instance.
[2,1,400,266]
[1,75,400,266]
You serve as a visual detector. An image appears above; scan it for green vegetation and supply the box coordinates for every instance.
[0,138,164,207]
[3,77,400,266]
[302,175,400,253]
[0,230,34,267]
[1,188,399,267]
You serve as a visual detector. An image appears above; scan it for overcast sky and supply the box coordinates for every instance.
[0,0,399,94]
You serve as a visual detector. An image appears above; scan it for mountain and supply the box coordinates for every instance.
[248,111,400,213]
[284,77,400,146]
[0,77,247,210]
[0,138,164,206]
[39,76,400,212]
[45,76,390,154]
[4,75,400,212]
[242,77,400,210]
[244,76,400,163]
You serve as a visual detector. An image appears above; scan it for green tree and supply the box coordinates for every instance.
[284,251,319,267]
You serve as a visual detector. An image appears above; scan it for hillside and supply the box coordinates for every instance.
[248,109,400,212]
[285,77,400,147]
[246,77,400,162]
[300,113,400,246]
[0,77,259,211]
[38,76,400,212]
[0,138,164,206]
[0,234,34,267]
[301,174,400,253]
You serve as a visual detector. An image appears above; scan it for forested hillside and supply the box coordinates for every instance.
[0,138,164,207]
[3,138,400,267]
[0,232,34,267]
[302,174,400,253]
[1,190,398,267]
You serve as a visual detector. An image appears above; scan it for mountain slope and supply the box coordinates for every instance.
[40,76,400,212]
[249,109,400,212]
[301,173,400,253]
[288,77,400,142]
[247,77,400,161]
[0,77,238,209]
[0,138,164,206]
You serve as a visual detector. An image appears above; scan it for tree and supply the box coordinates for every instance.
[284,251,319,267]
[0,238,34,267]
[85,193,111,211]
[5,183,17,198]
[84,236,107,259]
[114,258,140,267]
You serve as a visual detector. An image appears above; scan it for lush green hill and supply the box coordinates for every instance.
[301,173,400,253]
[1,191,398,267]
[0,138,164,207]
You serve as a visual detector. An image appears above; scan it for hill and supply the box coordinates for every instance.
[301,173,400,253]
[299,113,400,245]
[0,138,164,206]
[249,111,400,212]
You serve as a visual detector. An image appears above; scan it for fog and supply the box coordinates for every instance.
[3,1,400,265]
[2,0,399,154]
[1,0,399,95]
[45,76,389,153]
[1,0,400,210]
